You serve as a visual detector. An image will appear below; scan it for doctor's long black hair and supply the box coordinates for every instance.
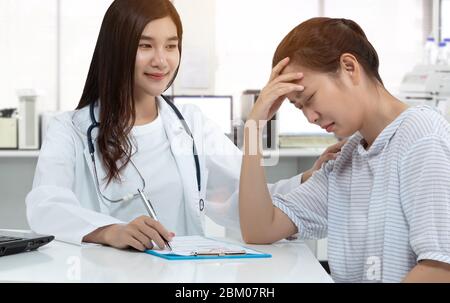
[76,0,183,185]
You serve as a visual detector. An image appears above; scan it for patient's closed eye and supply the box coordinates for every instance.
[295,92,303,99]
[306,93,315,104]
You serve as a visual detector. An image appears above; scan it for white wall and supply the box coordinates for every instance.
[0,0,431,113]
[214,0,319,119]
[0,0,57,111]
[59,0,112,111]
[323,0,425,94]
[443,0,450,39]
[172,0,427,117]
[172,0,217,95]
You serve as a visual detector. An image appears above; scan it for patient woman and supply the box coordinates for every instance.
[239,17,450,282]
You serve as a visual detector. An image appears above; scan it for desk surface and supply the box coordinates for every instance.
[0,237,333,283]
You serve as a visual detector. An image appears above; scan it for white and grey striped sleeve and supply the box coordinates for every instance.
[272,161,333,240]
[399,135,450,265]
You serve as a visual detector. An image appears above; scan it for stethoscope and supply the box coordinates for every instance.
[87,95,204,211]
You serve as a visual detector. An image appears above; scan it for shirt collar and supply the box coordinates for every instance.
[356,105,428,157]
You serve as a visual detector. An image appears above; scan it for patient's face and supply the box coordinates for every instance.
[282,63,364,138]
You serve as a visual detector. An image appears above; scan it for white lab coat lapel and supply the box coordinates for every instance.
[72,99,205,233]
[82,148,111,214]
[158,97,204,234]
[72,105,111,215]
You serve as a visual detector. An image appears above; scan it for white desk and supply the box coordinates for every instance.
[0,237,333,283]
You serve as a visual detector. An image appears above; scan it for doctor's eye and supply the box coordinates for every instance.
[139,44,152,49]
[166,44,178,50]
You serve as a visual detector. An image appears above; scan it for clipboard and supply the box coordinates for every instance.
[144,236,272,260]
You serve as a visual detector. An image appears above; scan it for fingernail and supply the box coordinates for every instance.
[297,73,303,77]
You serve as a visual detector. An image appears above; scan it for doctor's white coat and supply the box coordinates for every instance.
[26,98,301,244]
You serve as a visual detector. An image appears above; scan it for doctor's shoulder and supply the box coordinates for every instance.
[42,111,77,138]
[175,103,204,122]
[40,110,83,148]
[174,103,223,135]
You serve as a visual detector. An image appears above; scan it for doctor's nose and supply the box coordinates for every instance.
[151,50,168,67]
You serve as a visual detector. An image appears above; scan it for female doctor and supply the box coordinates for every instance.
[26,0,331,251]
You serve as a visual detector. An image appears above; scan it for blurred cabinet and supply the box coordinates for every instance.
[0,153,38,229]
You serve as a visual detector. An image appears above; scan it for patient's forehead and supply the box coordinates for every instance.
[281,63,309,75]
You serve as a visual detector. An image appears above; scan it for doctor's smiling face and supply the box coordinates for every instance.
[77,0,183,184]
[134,16,181,98]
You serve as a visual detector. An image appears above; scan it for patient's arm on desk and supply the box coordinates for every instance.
[403,260,450,283]
[240,125,298,245]
[240,133,343,243]
[301,139,346,183]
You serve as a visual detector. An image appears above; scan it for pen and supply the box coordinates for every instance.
[137,189,173,251]
[192,250,247,256]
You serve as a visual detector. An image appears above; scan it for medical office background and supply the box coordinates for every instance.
[1,0,449,263]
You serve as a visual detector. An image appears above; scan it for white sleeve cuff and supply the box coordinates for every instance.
[417,252,450,265]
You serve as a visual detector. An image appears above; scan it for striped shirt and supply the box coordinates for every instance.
[273,105,450,282]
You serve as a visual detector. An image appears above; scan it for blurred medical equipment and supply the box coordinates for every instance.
[0,108,18,149]
[17,89,39,149]
[398,65,450,120]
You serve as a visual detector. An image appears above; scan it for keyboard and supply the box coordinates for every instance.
[0,236,23,243]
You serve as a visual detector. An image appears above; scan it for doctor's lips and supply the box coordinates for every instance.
[144,72,169,81]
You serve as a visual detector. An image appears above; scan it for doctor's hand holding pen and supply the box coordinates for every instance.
[83,216,175,252]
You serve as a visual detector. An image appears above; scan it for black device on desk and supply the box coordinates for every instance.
[0,230,54,257]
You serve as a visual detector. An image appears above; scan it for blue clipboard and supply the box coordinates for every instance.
[145,250,272,261]
[144,236,272,260]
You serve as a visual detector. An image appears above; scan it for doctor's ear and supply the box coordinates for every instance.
[339,53,360,84]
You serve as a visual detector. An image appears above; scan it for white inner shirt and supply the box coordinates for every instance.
[102,113,187,236]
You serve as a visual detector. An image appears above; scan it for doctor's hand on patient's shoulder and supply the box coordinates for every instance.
[301,139,347,183]
[83,216,175,252]
[247,57,304,129]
